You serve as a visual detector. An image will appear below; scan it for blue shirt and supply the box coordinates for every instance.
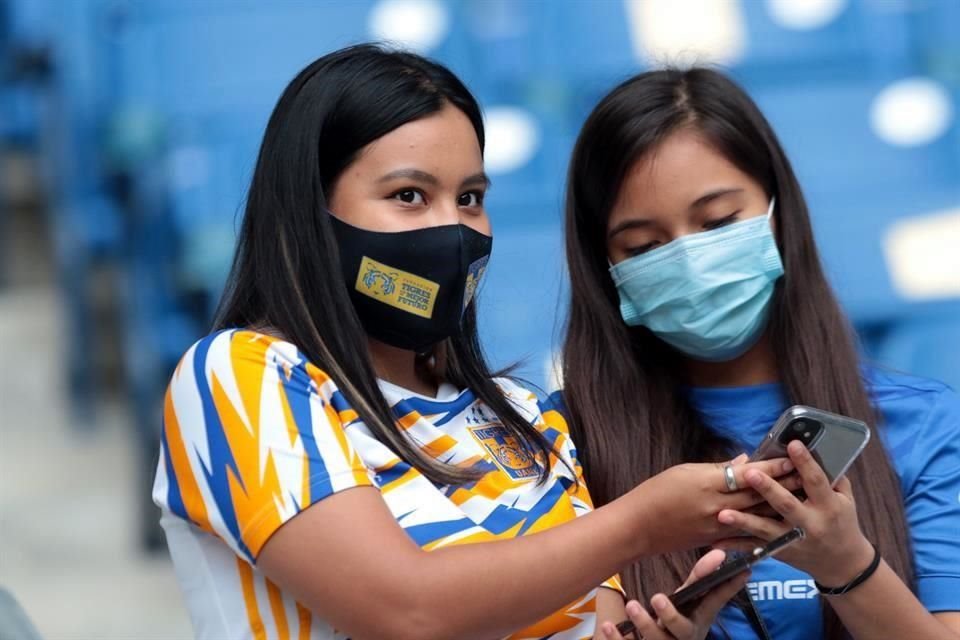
[684,367,960,639]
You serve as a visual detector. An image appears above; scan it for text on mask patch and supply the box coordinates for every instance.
[355,256,440,319]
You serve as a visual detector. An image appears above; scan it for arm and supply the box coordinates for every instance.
[826,562,960,638]
[257,458,791,640]
[171,338,792,640]
[718,440,960,639]
[595,588,627,640]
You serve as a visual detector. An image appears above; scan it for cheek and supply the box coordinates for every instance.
[606,241,630,265]
[463,214,492,237]
[328,173,411,232]
[328,189,411,232]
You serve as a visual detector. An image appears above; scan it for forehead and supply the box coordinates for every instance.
[611,129,756,215]
[352,104,483,173]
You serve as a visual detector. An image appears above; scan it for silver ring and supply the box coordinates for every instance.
[723,464,739,492]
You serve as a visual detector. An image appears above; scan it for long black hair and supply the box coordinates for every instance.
[215,43,556,486]
[562,68,912,638]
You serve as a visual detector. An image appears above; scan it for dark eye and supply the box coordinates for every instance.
[625,241,659,257]
[458,191,484,207]
[392,189,426,205]
[703,212,740,231]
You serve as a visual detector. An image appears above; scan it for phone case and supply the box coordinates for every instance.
[750,405,870,485]
[669,527,805,611]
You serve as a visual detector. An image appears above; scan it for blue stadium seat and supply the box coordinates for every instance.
[477,221,566,388]
[7,0,958,435]
[872,313,960,391]
[741,79,959,325]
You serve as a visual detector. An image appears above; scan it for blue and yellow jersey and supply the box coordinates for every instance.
[153,329,621,639]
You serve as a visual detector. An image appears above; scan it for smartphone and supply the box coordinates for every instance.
[614,528,805,637]
[749,405,870,486]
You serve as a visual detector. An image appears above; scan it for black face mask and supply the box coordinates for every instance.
[329,214,493,352]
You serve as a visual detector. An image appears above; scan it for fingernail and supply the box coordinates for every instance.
[745,470,761,485]
[718,511,735,524]
[625,600,642,616]
[783,460,795,472]
[652,595,667,611]
[602,622,614,638]
[788,440,805,455]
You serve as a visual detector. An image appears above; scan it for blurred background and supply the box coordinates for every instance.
[0,0,957,637]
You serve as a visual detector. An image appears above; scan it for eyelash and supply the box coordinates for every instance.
[626,242,659,257]
[703,212,740,230]
[388,188,485,207]
[625,211,742,256]
[458,191,485,207]
[390,189,425,205]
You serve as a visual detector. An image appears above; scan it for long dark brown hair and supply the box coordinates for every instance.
[561,68,913,638]
[214,44,557,486]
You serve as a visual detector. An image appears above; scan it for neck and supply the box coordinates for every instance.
[684,332,779,388]
[367,338,439,397]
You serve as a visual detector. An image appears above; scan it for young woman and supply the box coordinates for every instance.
[151,46,790,640]
[559,67,960,639]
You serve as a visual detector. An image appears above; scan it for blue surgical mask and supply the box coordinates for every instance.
[609,199,784,362]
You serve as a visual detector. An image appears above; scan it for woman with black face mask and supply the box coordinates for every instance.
[151,45,791,640]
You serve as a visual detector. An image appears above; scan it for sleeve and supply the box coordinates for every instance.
[539,390,624,595]
[902,387,960,612]
[154,330,376,564]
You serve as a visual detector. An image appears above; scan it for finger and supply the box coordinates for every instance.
[600,620,626,640]
[776,472,804,494]
[717,457,794,494]
[693,569,752,625]
[835,475,854,500]
[717,509,792,541]
[728,453,749,465]
[743,469,810,527]
[624,600,670,640]
[724,487,767,511]
[741,457,795,481]
[723,480,799,512]
[724,473,803,517]
[787,441,833,504]
[712,536,765,554]
[650,592,696,639]
[681,549,728,587]
[744,502,782,519]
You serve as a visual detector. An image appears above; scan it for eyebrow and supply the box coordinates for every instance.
[607,218,652,239]
[690,187,743,208]
[607,187,745,239]
[461,172,491,190]
[377,168,440,186]
[376,169,491,190]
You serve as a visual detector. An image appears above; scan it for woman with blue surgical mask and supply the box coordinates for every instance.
[556,68,960,639]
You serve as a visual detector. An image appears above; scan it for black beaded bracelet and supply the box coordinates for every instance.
[815,543,881,596]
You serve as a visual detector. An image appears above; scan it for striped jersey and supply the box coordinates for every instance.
[153,329,621,639]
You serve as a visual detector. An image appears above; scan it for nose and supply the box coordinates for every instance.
[430,200,461,227]
[667,221,702,243]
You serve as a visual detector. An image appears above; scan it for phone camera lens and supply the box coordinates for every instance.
[779,418,823,446]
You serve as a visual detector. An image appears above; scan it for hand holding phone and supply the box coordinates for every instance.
[614,528,805,638]
[719,432,877,593]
